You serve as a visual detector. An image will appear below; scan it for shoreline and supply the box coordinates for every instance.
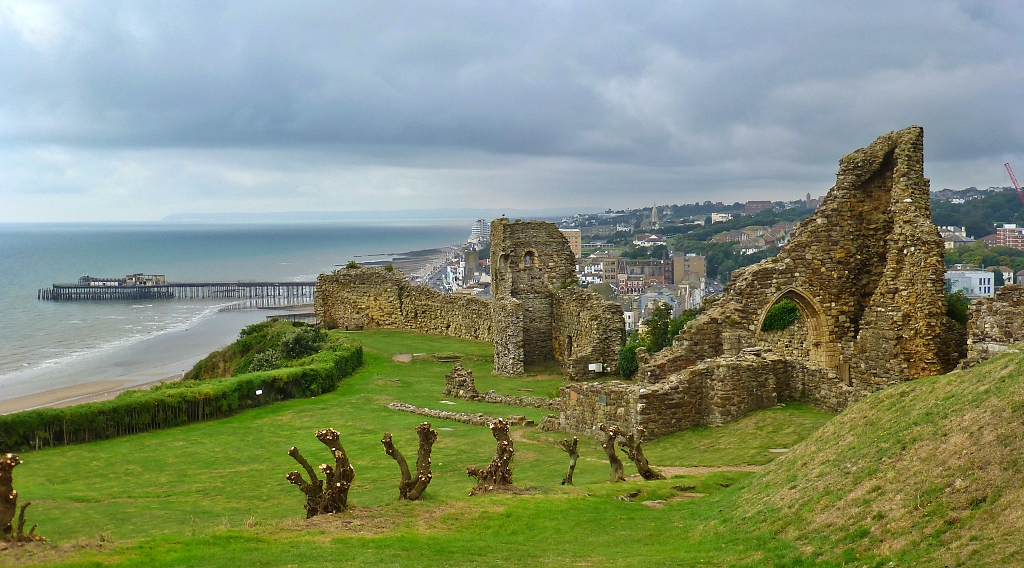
[0,242,465,415]
[0,308,276,413]
[0,374,183,414]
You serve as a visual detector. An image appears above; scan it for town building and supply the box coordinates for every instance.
[946,269,995,298]
[673,253,706,286]
[632,234,667,248]
[469,219,491,243]
[995,224,1024,251]
[580,225,616,237]
[985,265,1015,285]
[559,228,582,259]
[937,226,975,249]
[710,213,733,223]
[617,258,671,288]
[743,200,773,215]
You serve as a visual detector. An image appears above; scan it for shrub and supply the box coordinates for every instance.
[345,261,359,269]
[249,349,282,372]
[383,263,395,272]
[642,303,673,354]
[946,289,970,325]
[280,326,327,359]
[618,341,644,378]
[761,299,801,331]
[668,308,700,339]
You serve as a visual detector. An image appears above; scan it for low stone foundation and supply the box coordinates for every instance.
[962,285,1024,368]
[387,402,534,427]
[442,364,560,411]
[557,348,859,439]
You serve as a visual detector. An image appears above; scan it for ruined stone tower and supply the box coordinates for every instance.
[490,219,623,376]
[490,219,578,370]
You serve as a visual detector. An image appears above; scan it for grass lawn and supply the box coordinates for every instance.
[4,330,840,567]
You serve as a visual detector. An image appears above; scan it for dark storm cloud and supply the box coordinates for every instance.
[0,1,1022,220]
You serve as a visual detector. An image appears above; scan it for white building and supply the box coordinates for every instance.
[578,262,604,286]
[623,310,636,331]
[469,219,491,243]
[946,270,995,298]
[710,213,733,223]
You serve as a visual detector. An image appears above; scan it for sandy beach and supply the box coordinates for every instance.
[0,307,295,414]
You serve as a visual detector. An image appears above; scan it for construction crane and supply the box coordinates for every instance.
[1007,163,1024,207]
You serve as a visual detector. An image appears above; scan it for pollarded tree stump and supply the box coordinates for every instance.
[286,428,355,518]
[558,437,579,485]
[618,426,664,480]
[382,422,438,500]
[1,453,43,543]
[467,418,514,491]
[599,424,625,483]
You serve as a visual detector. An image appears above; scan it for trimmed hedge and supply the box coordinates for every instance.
[0,343,362,452]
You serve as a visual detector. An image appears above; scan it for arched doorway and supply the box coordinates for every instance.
[755,288,838,369]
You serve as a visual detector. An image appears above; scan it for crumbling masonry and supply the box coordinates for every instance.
[558,126,967,438]
[315,220,624,380]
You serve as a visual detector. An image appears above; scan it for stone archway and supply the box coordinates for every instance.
[755,288,838,370]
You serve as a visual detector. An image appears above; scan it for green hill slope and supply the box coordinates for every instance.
[742,350,1024,566]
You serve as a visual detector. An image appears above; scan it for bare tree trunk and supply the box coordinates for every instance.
[286,428,355,518]
[558,437,579,485]
[0,454,19,539]
[467,418,514,490]
[618,426,664,480]
[599,424,625,483]
[382,422,437,500]
[1,453,42,542]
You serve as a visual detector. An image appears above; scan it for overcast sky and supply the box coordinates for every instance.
[1,1,1022,222]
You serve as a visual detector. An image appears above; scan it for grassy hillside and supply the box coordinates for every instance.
[1,330,834,567]
[742,351,1024,566]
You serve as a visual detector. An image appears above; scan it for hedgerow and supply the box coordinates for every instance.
[0,342,362,452]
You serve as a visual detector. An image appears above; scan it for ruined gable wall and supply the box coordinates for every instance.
[551,287,625,380]
[639,126,957,389]
[961,285,1024,367]
[315,267,494,341]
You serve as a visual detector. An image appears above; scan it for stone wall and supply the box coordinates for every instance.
[962,285,1024,367]
[315,267,493,341]
[559,349,859,439]
[491,298,525,375]
[552,287,624,380]
[639,126,964,393]
[315,224,624,380]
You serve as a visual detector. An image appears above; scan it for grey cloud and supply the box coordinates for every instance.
[0,0,1022,221]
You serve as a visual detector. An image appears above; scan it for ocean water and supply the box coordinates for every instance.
[0,222,467,385]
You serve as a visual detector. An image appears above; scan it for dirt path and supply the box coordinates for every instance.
[654,465,764,476]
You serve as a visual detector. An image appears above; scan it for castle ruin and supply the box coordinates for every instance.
[315,219,624,380]
[558,126,968,438]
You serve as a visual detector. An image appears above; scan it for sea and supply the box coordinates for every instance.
[0,222,468,402]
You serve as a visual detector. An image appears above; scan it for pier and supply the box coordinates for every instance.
[38,281,317,306]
